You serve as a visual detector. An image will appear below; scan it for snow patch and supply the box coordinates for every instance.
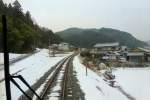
[73,56,128,100]
[113,67,150,100]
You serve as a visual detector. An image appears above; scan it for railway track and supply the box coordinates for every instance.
[40,54,74,100]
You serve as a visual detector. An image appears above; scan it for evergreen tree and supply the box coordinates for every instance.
[12,0,22,27]
[0,0,4,8]
[0,0,62,53]
[26,11,31,20]
[13,0,22,12]
[25,11,33,25]
[0,0,5,14]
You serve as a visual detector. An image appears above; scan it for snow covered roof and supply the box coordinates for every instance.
[94,42,119,48]
[127,52,144,56]
[60,42,69,45]
[49,44,58,48]
[138,47,150,53]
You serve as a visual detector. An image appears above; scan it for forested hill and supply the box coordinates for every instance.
[146,40,150,45]
[0,0,62,53]
[56,27,147,48]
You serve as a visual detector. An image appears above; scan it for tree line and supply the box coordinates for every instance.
[0,0,62,53]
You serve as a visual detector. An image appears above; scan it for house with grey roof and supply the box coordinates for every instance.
[126,52,145,63]
[138,47,150,62]
[93,42,120,53]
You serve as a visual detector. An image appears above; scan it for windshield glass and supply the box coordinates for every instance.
[0,0,150,100]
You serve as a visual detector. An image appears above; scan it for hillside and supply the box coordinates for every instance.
[0,0,62,53]
[146,40,150,45]
[56,27,147,48]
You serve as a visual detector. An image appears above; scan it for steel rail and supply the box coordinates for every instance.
[40,55,73,99]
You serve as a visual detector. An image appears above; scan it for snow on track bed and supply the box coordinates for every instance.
[32,57,68,100]
[0,49,72,100]
[47,61,68,100]
[39,55,74,100]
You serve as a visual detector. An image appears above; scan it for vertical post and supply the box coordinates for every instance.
[86,66,87,76]
[86,63,88,76]
[2,15,11,100]
[49,36,51,57]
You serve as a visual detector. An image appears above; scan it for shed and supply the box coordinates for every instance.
[127,52,144,63]
[93,42,119,53]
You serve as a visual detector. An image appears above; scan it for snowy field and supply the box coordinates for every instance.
[1,53,150,100]
[0,53,26,65]
[73,55,150,100]
[0,53,26,100]
[73,56,128,100]
[113,67,150,100]
[0,49,72,100]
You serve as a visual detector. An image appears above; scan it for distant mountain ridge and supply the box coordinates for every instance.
[56,27,147,48]
[146,40,150,45]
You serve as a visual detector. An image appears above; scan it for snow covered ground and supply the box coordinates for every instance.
[73,56,128,100]
[73,55,150,100]
[0,49,72,100]
[1,52,150,100]
[0,53,26,65]
[113,67,150,100]
[0,53,26,100]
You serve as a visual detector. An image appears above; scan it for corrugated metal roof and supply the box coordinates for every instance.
[94,42,119,48]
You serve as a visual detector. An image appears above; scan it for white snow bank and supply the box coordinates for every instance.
[73,56,128,100]
[0,53,25,65]
[0,49,72,100]
[113,67,150,100]
[0,81,5,100]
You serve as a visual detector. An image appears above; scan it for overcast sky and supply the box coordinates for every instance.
[4,0,150,41]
